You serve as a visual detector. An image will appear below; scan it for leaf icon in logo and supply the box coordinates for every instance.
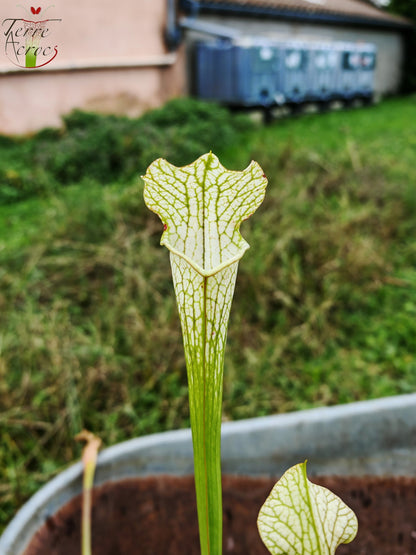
[30,7,41,15]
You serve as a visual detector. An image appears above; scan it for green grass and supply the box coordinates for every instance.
[1,96,416,531]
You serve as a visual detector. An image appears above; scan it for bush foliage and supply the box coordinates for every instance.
[0,98,252,203]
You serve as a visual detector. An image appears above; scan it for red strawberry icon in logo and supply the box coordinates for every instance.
[30,7,42,15]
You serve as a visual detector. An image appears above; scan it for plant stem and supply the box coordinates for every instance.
[76,430,101,555]
[82,462,93,555]
[171,255,239,554]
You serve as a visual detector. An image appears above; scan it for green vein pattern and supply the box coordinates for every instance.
[143,152,267,554]
[258,462,358,555]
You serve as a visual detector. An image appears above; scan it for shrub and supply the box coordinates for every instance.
[0,136,57,204]
[0,98,253,203]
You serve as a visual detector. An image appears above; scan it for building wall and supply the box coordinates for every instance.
[0,0,186,135]
[187,15,405,97]
[0,0,405,135]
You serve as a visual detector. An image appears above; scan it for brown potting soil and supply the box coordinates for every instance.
[24,474,416,555]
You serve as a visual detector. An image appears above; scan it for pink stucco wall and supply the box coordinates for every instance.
[0,0,186,134]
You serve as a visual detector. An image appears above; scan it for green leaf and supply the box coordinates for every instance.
[257,462,358,555]
[143,152,267,555]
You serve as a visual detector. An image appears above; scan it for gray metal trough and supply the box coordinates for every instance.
[2,393,416,555]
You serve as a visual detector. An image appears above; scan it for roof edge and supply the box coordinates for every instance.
[180,0,413,31]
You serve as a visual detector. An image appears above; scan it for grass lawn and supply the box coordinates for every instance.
[0,96,416,531]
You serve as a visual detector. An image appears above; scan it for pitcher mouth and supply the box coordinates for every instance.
[142,152,268,276]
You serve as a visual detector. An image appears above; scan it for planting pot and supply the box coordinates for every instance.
[2,394,416,554]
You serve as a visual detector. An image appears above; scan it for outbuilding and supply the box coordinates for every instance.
[179,0,411,99]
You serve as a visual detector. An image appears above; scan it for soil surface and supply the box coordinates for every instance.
[24,474,416,555]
